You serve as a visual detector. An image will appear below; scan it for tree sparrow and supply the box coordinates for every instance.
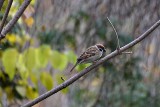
[70,44,106,72]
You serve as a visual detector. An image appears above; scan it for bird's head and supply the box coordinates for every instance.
[96,44,106,52]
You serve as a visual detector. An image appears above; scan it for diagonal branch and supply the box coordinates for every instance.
[22,19,160,107]
[0,0,13,34]
[0,0,32,40]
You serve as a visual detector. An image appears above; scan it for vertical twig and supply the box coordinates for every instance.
[107,17,132,54]
[106,17,120,50]
[0,0,13,34]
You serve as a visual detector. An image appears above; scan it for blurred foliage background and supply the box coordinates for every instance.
[0,0,160,107]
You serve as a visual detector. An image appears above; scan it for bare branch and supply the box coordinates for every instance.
[22,19,160,107]
[106,17,120,49]
[0,0,32,40]
[0,0,4,11]
[0,0,13,34]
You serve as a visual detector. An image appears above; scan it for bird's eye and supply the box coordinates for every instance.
[99,48,103,52]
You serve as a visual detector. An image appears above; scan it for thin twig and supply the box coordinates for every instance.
[106,17,120,49]
[0,0,13,34]
[0,0,32,40]
[22,20,160,107]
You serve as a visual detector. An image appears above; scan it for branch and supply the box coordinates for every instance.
[22,19,160,107]
[0,0,4,11]
[0,0,13,34]
[0,0,32,40]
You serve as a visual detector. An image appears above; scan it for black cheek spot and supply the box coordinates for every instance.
[99,48,103,52]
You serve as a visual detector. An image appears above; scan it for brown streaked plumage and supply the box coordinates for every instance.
[70,44,106,72]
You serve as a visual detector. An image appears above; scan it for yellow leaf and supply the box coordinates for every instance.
[36,45,52,68]
[6,33,16,44]
[2,48,18,79]
[30,73,38,86]
[24,47,37,72]
[17,54,29,79]
[31,1,36,5]
[26,86,38,99]
[40,72,53,90]
[24,17,34,28]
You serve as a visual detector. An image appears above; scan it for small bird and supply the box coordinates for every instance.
[70,44,106,72]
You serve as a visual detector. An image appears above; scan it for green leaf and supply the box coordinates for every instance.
[40,72,53,90]
[55,73,65,84]
[76,63,91,72]
[17,54,29,79]
[31,0,36,5]
[2,48,18,79]
[36,45,51,68]
[65,51,77,64]
[50,51,68,71]
[61,87,69,94]
[16,86,26,97]
[23,47,37,72]
[18,80,28,86]
[55,73,68,94]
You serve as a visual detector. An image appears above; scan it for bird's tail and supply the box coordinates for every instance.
[70,62,79,72]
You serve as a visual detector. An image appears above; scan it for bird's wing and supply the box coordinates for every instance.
[77,46,99,62]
